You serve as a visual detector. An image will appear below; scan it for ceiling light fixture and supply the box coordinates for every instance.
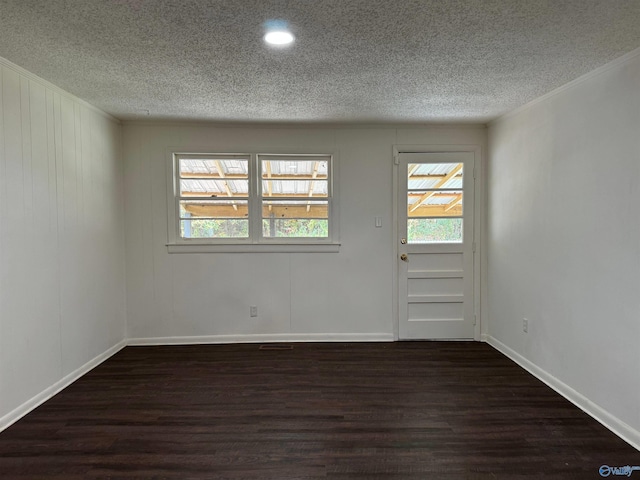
[264,30,294,46]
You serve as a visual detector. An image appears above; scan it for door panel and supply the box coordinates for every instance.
[408,278,463,296]
[398,152,475,339]
[408,302,464,320]
[406,252,463,272]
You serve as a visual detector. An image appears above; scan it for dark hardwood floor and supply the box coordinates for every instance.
[0,342,638,479]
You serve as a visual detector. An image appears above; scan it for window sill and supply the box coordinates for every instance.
[166,242,341,254]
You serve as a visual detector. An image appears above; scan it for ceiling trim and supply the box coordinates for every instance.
[0,55,121,125]
[489,44,640,127]
[122,119,488,130]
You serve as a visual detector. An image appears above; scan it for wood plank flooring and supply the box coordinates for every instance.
[0,342,638,479]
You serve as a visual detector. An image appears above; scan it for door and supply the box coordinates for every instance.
[397,152,475,339]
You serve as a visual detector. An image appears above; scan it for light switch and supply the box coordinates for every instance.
[375,217,382,228]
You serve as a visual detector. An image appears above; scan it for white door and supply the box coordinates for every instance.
[397,152,475,339]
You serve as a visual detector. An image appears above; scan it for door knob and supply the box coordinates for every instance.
[400,253,408,262]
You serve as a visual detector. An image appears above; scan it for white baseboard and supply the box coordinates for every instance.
[127,333,395,346]
[0,340,127,433]
[485,335,640,451]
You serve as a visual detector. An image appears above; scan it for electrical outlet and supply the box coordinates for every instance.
[250,306,258,317]
[523,318,528,333]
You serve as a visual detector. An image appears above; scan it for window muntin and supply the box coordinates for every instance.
[407,162,463,244]
[174,153,333,243]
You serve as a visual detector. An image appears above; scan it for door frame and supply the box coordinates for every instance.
[392,144,483,341]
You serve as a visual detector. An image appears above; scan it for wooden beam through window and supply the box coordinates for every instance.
[214,160,237,211]
[407,163,420,178]
[409,174,463,181]
[408,204,463,217]
[444,194,463,212]
[181,172,460,182]
[408,164,463,213]
[180,172,328,180]
[183,204,329,219]
[181,203,459,219]
[306,161,319,212]
[407,164,463,182]
[181,192,327,199]
[408,192,461,199]
[265,161,273,211]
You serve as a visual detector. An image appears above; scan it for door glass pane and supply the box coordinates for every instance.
[408,218,463,243]
[408,162,463,189]
[407,161,464,244]
[408,190,463,217]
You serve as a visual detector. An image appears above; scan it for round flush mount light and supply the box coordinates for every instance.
[264,30,294,46]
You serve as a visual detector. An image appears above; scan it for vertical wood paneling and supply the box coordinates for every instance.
[0,60,125,421]
[29,81,48,222]
[0,67,5,414]
[20,77,32,229]
[18,77,36,395]
[1,67,27,412]
[58,94,79,373]
[122,127,149,336]
[25,80,61,397]
[60,95,76,234]
[74,103,83,230]
[80,106,92,230]
[58,98,86,373]
[53,92,64,234]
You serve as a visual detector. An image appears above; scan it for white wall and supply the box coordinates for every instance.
[123,123,486,342]
[487,51,640,442]
[0,59,126,427]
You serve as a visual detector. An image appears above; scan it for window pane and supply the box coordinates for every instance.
[262,159,328,178]
[262,200,328,219]
[408,190,463,217]
[180,200,248,238]
[180,200,248,218]
[408,218,462,243]
[408,162,463,189]
[179,158,248,178]
[181,219,248,239]
[262,219,328,238]
[262,200,328,238]
[262,180,328,197]
[180,178,248,197]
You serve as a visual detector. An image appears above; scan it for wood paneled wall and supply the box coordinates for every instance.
[0,60,126,426]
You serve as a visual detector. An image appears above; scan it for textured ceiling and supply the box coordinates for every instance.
[1,0,640,123]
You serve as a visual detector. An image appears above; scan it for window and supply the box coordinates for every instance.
[168,152,337,251]
[259,155,329,239]
[177,155,250,239]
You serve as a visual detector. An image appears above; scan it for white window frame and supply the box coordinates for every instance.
[166,149,340,253]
